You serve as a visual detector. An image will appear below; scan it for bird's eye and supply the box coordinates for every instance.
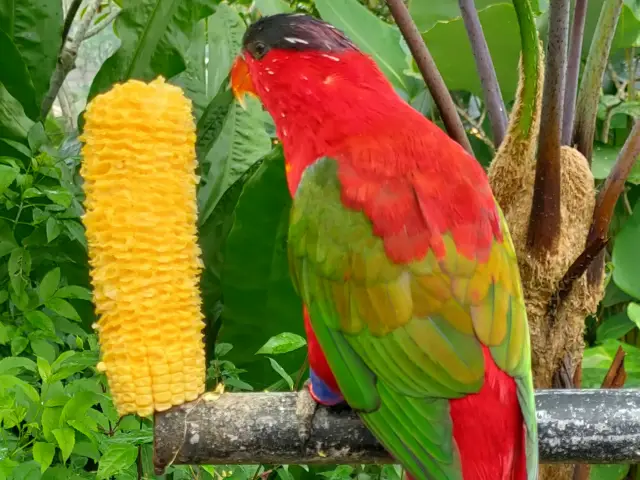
[251,41,269,60]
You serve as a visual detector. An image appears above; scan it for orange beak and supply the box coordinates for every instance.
[230,55,258,110]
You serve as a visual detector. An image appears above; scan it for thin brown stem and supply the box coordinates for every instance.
[458,0,507,146]
[385,0,474,155]
[527,0,570,254]
[562,0,589,145]
[60,0,83,51]
[586,120,640,284]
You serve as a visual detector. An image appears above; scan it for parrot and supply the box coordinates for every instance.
[230,13,538,480]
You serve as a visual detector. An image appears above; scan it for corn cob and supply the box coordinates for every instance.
[80,77,206,417]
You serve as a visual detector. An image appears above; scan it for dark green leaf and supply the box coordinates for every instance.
[628,303,640,329]
[592,143,640,184]
[62,220,87,249]
[31,338,56,363]
[61,391,102,424]
[588,464,629,480]
[33,441,56,473]
[196,88,234,161]
[45,297,81,322]
[96,443,139,479]
[170,19,207,119]
[8,247,31,293]
[43,187,72,208]
[88,0,217,101]
[52,427,75,462]
[45,216,62,242]
[39,267,61,301]
[25,311,55,333]
[197,98,272,226]
[221,148,305,387]
[256,332,306,355]
[0,29,40,120]
[0,83,34,140]
[0,0,63,111]
[206,3,245,96]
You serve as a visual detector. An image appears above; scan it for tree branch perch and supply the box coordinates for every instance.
[153,390,640,475]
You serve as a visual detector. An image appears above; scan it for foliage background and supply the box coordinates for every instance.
[0,0,640,479]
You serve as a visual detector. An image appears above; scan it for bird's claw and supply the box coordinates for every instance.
[296,379,319,450]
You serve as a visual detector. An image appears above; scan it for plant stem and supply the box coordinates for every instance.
[84,7,120,39]
[527,0,570,254]
[572,0,624,164]
[385,0,474,155]
[511,0,541,140]
[40,0,103,119]
[458,0,507,147]
[60,0,83,51]
[586,119,640,284]
[562,0,589,145]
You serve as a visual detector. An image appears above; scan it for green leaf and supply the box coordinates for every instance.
[0,83,34,140]
[54,285,93,301]
[613,200,640,299]
[0,164,19,195]
[52,427,75,463]
[62,220,87,249]
[33,441,56,473]
[592,143,640,184]
[11,336,28,355]
[196,89,234,162]
[0,374,39,401]
[96,443,139,480]
[8,247,31,293]
[596,313,636,343]
[39,267,61,301]
[88,0,217,101]
[628,303,640,329]
[0,29,39,120]
[45,297,81,322]
[419,3,521,101]
[37,356,52,381]
[31,338,56,363]
[197,98,272,226]
[221,148,305,388]
[254,0,292,16]
[0,0,63,111]
[46,216,61,242]
[267,357,294,390]
[0,356,37,375]
[589,464,629,480]
[316,0,412,93]
[206,3,245,96]
[60,391,102,425]
[43,188,72,208]
[256,332,307,355]
[409,0,514,31]
[25,311,55,333]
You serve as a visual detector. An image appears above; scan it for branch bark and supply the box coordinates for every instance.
[40,0,103,119]
[527,0,570,254]
[384,0,474,155]
[153,389,640,475]
[458,0,507,147]
[84,8,120,40]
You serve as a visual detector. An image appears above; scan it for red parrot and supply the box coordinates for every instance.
[230,13,538,480]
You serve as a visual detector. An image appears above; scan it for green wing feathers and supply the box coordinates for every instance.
[288,157,537,479]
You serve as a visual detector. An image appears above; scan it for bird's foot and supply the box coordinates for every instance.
[296,379,320,449]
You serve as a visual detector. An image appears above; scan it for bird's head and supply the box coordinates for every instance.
[230,14,398,134]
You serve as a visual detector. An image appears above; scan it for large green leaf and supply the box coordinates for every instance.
[171,19,207,119]
[0,83,34,141]
[613,199,640,300]
[254,0,292,16]
[88,0,217,101]
[197,96,272,226]
[591,142,640,184]
[207,3,246,98]
[0,30,38,120]
[0,0,63,114]
[315,0,414,94]
[420,3,521,101]
[583,340,640,387]
[220,148,305,388]
[582,0,640,53]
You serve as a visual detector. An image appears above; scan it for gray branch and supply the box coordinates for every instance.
[40,0,103,119]
[153,389,640,474]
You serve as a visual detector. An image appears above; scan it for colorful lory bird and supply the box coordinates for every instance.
[230,13,538,480]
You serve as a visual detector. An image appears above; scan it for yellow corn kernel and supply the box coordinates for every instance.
[81,77,205,417]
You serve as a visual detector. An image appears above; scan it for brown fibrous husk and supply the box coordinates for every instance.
[488,51,605,480]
